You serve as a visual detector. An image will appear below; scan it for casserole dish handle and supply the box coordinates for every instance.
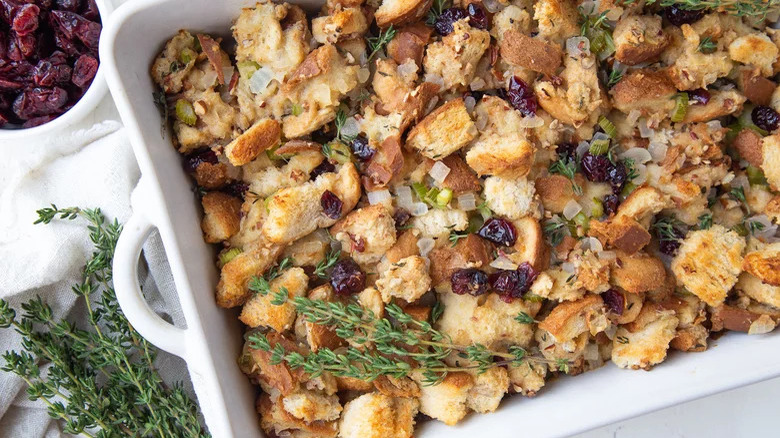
[114,203,188,358]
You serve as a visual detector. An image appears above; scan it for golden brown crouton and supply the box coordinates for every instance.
[339,393,419,438]
[729,33,779,77]
[613,15,670,66]
[589,216,652,255]
[376,255,432,303]
[216,243,285,308]
[666,24,734,91]
[281,389,342,424]
[410,208,469,238]
[615,186,668,226]
[414,371,473,425]
[734,128,764,167]
[743,244,780,287]
[533,0,580,45]
[681,89,745,124]
[423,155,481,194]
[535,174,580,214]
[239,267,308,331]
[738,67,777,105]
[406,98,477,159]
[428,234,492,286]
[387,23,432,67]
[660,295,708,352]
[332,204,397,265]
[373,375,421,399]
[385,229,420,265]
[375,0,433,28]
[224,118,281,166]
[499,30,562,76]
[508,361,547,396]
[467,367,509,414]
[482,176,537,220]
[611,304,679,370]
[509,217,548,271]
[671,225,745,306]
[200,192,242,243]
[423,20,490,90]
[611,69,676,117]
[538,294,605,342]
[736,273,780,309]
[151,30,198,94]
[312,7,368,44]
[258,391,339,438]
[762,134,780,190]
[611,251,666,294]
[710,304,767,332]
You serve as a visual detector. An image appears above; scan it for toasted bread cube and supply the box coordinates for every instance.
[611,304,679,370]
[611,69,676,117]
[737,67,776,106]
[424,155,481,194]
[410,208,469,239]
[466,133,535,178]
[406,98,477,159]
[734,128,764,167]
[258,391,338,438]
[611,251,666,294]
[224,118,281,166]
[671,225,745,306]
[200,192,242,243]
[533,0,580,45]
[339,393,419,438]
[508,361,547,396]
[535,174,580,214]
[613,15,670,66]
[217,243,284,308]
[538,294,605,342]
[499,30,562,76]
[589,216,652,255]
[710,304,765,332]
[151,30,198,94]
[615,186,668,226]
[415,372,473,425]
[376,255,431,303]
[312,7,368,44]
[736,273,780,309]
[483,176,536,221]
[282,389,342,423]
[762,134,780,190]
[239,267,308,331]
[681,89,745,123]
[742,243,780,287]
[422,20,490,90]
[508,217,548,271]
[332,204,397,265]
[467,367,509,413]
[428,234,492,286]
[387,23,433,67]
[385,229,421,265]
[729,33,779,77]
[375,0,432,28]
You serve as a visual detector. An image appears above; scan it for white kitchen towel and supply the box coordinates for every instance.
[0,107,190,437]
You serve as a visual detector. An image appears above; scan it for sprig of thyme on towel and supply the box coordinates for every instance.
[641,0,780,18]
[0,206,208,438]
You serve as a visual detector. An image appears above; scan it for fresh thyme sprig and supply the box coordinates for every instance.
[729,186,751,214]
[607,68,623,88]
[698,36,717,53]
[644,0,780,19]
[698,212,713,230]
[548,159,583,196]
[2,206,207,438]
[448,230,469,247]
[335,108,356,143]
[651,216,685,242]
[248,298,566,386]
[248,256,294,296]
[366,26,397,61]
[543,218,568,247]
[313,248,341,279]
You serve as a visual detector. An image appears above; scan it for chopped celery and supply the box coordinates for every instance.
[670,93,688,123]
[175,99,197,126]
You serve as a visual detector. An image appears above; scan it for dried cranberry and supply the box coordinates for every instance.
[601,289,624,315]
[688,88,710,105]
[13,4,40,36]
[33,51,71,87]
[556,142,578,162]
[53,30,79,56]
[664,6,705,26]
[223,181,248,198]
[22,114,57,127]
[752,105,780,132]
[50,10,101,51]
[71,53,97,87]
[0,59,35,81]
[56,0,80,12]
[12,86,67,118]
[82,0,100,21]
[451,268,489,296]
[393,208,411,229]
[183,148,218,173]
[603,194,619,216]
[490,262,538,300]
[310,159,336,180]
[8,31,36,60]
[434,7,467,36]
[477,217,517,246]
[606,160,628,193]
[466,3,488,30]
[580,152,611,183]
[654,220,687,256]
[350,134,375,161]
[500,76,537,116]
[320,190,343,220]
[329,258,366,295]
[0,31,6,59]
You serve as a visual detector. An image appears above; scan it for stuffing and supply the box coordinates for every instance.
[611,251,667,294]
[244,150,324,198]
[611,69,676,118]
[666,24,734,90]
[375,255,432,303]
[151,30,198,94]
[615,186,668,227]
[373,376,421,399]
[660,295,708,352]
[283,231,330,269]
[295,285,345,352]
[681,89,745,124]
[200,192,242,243]
[384,229,420,265]
[533,268,585,302]
[589,216,652,255]
[281,44,360,138]
[339,393,419,438]
[373,58,418,113]
[499,30,562,76]
[375,0,433,28]
[428,234,492,286]
[422,19,490,90]
[217,243,285,308]
[613,15,670,66]
[240,267,309,331]
[282,389,342,424]
[410,208,469,239]
[406,97,477,159]
[312,7,368,44]
[572,250,612,293]
[742,243,780,287]
[537,294,606,342]
[332,205,397,265]
[535,174,581,214]
[733,128,764,168]
[492,5,532,41]
[174,88,238,153]
[258,391,339,438]
[482,176,536,221]
[533,0,580,45]
[671,226,745,306]
[466,367,509,413]
[387,23,433,67]
[423,156,481,194]
[263,163,361,244]
[437,292,541,350]
[737,67,777,105]
[711,304,774,333]
[728,33,779,77]
[358,287,385,319]
[414,371,473,425]
[507,361,547,396]
[611,304,679,370]
[762,134,780,190]
[224,118,282,166]
[736,273,780,309]
[509,217,548,271]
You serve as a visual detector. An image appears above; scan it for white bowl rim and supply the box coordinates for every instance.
[0,0,114,140]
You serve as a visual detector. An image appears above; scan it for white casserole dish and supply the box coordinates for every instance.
[101,1,780,437]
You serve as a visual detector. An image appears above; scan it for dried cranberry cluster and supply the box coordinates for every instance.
[451,262,538,301]
[1,0,101,129]
[434,3,488,36]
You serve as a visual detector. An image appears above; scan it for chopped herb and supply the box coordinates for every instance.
[448,230,469,247]
[314,248,341,279]
[698,212,713,230]
[652,216,685,242]
[607,68,623,88]
[697,36,717,53]
[543,218,568,247]
[335,107,356,143]
[431,301,445,324]
[730,186,750,214]
[556,358,571,374]
[366,25,397,61]
[515,312,536,324]
[623,158,639,181]
[322,141,352,164]
[616,336,629,344]
[549,159,583,195]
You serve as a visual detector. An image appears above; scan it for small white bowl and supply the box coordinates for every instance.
[0,0,114,141]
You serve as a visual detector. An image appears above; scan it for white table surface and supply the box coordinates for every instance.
[54,95,776,438]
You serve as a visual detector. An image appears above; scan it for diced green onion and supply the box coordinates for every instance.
[591,197,604,218]
[670,93,688,123]
[179,48,197,65]
[524,294,545,303]
[572,212,590,233]
[589,139,610,155]
[436,188,453,207]
[598,115,617,138]
[747,165,768,186]
[175,99,197,126]
[291,103,303,116]
[588,30,615,59]
[219,248,242,266]
[328,141,352,165]
[237,60,260,81]
[739,108,770,136]
[425,187,441,206]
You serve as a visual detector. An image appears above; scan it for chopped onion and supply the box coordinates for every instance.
[202,69,218,87]
[633,163,648,185]
[707,120,723,131]
[648,142,668,162]
[563,199,582,220]
[482,0,505,13]
[639,119,654,138]
[620,147,652,164]
[566,36,591,57]
[222,66,235,85]
[584,343,600,361]
[576,141,591,158]
[429,161,451,184]
[397,60,418,78]
[561,262,576,274]
[367,189,391,205]
[464,96,476,114]
[424,73,444,88]
[732,175,750,192]
[627,109,641,126]
[417,237,436,257]
[411,202,429,216]
[581,236,603,253]
[604,325,617,340]
[458,192,477,211]
[475,115,488,130]
[396,186,413,208]
[519,114,545,128]
[598,250,617,260]
[490,256,518,270]
[357,67,370,83]
[470,77,486,90]
[425,96,439,115]
[341,117,360,138]
[249,66,273,94]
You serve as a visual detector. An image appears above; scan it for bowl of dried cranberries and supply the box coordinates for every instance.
[0,0,111,139]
